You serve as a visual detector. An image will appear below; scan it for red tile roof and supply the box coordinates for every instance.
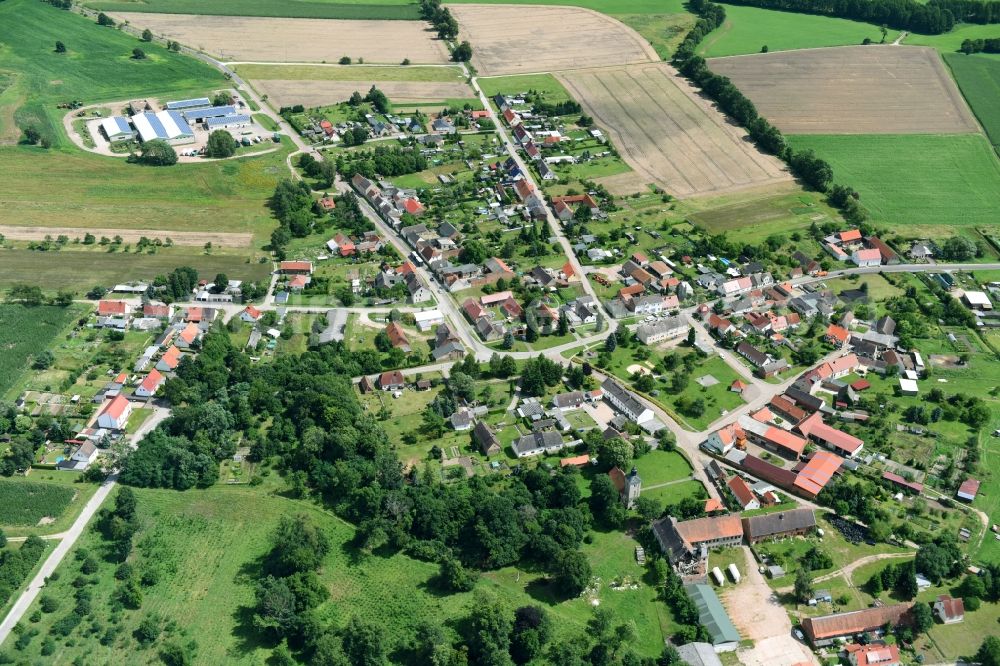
[143,303,170,318]
[838,229,862,243]
[139,369,164,394]
[797,412,863,455]
[803,603,911,642]
[386,322,410,349]
[794,450,844,497]
[101,394,131,420]
[958,478,981,499]
[675,514,744,544]
[243,305,262,320]
[185,306,203,322]
[279,260,313,273]
[98,300,127,316]
[159,345,181,370]
[727,475,757,508]
[560,454,590,467]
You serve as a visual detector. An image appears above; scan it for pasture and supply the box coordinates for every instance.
[449,4,657,76]
[557,63,790,198]
[708,46,978,135]
[685,183,840,241]
[478,73,573,103]
[253,79,472,108]
[697,4,896,58]
[8,485,675,663]
[86,0,421,20]
[0,248,271,293]
[786,133,1000,230]
[0,478,75,527]
[944,53,1000,150]
[0,304,84,398]
[111,13,451,64]
[0,0,223,145]
[902,23,1000,54]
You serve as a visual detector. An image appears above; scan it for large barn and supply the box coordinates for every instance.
[132,110,195,145]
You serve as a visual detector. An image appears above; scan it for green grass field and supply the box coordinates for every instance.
[478,73,573,104]
[619,12,697,59]
[698,4,896,58]
[0,248,271,293]
[684,185,840,242]
[944,53,1000,151]
[85,0,421,20]
[903,23,1000,53]
[234,63,466,83]
[5,485,675,663]
[0,0,224,145]
[0,478,75,526]
[0,304,84,397]
[786,133,1000,231]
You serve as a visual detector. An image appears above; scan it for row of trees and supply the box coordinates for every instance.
[959,36,1000,52]
[674,0,872,224]
[721,0,956,33]
[334,145,428,180]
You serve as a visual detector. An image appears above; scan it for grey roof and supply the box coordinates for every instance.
[513,430,563,455]
[432,341,464,360]
[684,584,740,646]
[741,508,816,540]
[552,391,584,408]
[473,421,501,454]
[676,643,723,666]
[601,378,647,420]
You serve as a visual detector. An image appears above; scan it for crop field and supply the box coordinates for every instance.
[944,53,1000,150]
[450,4,658,76]
[253,79,472,108]
[708,46,978,135]
[0,479,75,526]
[698,4,895,58]
[87,0,420,20]
[0,248,271,293]
[787,133,1000,230]
[0,304,84,397]
[9,486,675,663]
[234,63,466,82]
[558,63,790,198]
[112,13,451,64]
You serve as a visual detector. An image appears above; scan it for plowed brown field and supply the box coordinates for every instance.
[558,63,790,198]
[111,13,451,63]
[450,4,657,76]
[707,45,978,134]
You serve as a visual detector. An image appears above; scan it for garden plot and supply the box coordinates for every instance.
[707,45,978,135]
[253,80,472,108]
[558,63,790,198]
[111,13,451,63]
[450,4,657,76]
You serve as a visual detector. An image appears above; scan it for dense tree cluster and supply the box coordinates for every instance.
[204,130,238,158]
[960,36,1000,52]
[930,0,1000,24]
[151,266,199,303]
[0,403,67,476]
[334,145,428,179]
[420,0,459,39]
[297,153,335,188]
[130,139,177,166]
[721,0,955,33]
[0,535,46,606]
[269,179,318,257]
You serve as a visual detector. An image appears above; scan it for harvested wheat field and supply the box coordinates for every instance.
[558,63,790,198]
[708,45,978,134]
[111,13,451,63]
[253,80,473,108]
[0,225,252,248]
[450,4,657,76]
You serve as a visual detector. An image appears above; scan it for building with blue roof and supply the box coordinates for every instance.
[183,105,237,122]
[132,110,194,145]
[205,114,251,130]
[166,97,211,110]
[100,116,135,142]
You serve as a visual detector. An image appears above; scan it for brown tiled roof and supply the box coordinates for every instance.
[675,514,743,544]
[802,603,911,641]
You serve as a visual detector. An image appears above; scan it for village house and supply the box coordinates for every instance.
[801,604,912,647]
[651,515,744,563]
[512,431,564,458]
[385,322,411,352]
[727,475,759,510]
[473,421,502,457]
[97,394,133,430]
[741,508,816,543]
[845,643,900,666]
[933,595,964,624]
[378,370,406,391]
[637,316,687,345]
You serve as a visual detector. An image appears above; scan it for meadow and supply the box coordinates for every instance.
[478,73,573,103]
[0,479,76,526]
[0,249,271,294]
[5,485,676,663]
[685,185,840,242]
[903,23,1000,53]
[0,0,224,145]
[944,53,1000,150]
[786,133,1000,230]
[0,304,84,397]
[86,0,421,20]
[697,4,895,58]
[446,0,685,14]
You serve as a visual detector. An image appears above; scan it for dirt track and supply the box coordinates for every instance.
[707,45,978,134]
[558,63,791,199]
[111,13,451,64]
[253,79,473,108]
[451,4,657,76]
[0,225,252,248]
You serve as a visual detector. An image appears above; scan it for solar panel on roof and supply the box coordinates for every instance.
[166,97,211,110]
[183,105,237,120]
[205,114,250,128]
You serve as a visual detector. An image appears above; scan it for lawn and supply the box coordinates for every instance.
[84,0,421,20]
[0,248,272,294]
[639,479,707,507]
[698,4,895,58]
[0,304,85,398]
[0,0,223,145]
[6,484,676,663]
[943,52,1000,151]
[478,73,573,104]
[826,274,903,301]
[786,133,1000,232]
[0,478,75,526]
[632,449,692,487]
[234,63,466,83]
